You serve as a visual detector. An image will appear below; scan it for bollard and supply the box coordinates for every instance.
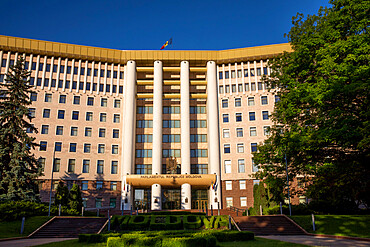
[20,217,25,234]
[260,205,262,216]
[217,202,220,216]
[211,205,213,216]
[280,202,283,215]
[58,204,61,216]
[108,210,111,231]
[130,205,133,215]
[312,214,316,232]
[206,206,208,216]
[82,207,84,217]
[121,202,124,216]
[97,208,100,217]
[246,209,249,216]
[228,215,232,230]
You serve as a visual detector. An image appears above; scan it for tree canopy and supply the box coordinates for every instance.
[253,0,369,212]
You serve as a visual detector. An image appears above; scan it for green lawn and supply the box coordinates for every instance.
[290,215,370,238]
[0,216,52,239]
[35,238,308,247]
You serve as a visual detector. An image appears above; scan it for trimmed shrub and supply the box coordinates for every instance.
[140,211,205,216]
[119,215,130,230]
[183,215,202,229]
[205,230,254,242]
[162,236,215,247]
[121,235,162,247]
[203,216,215,229]
[214,215,228,228]
[79,233,121,243]
[166,215,182,230]
[127,215,151,230]
[107,237,122,247]
[150,216,167,230]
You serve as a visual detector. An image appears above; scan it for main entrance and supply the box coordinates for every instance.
[134,188,151,210]
[192,189,208,210]
[162,189,181,210]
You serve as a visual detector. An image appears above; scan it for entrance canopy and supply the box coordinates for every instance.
[126,174,216,188]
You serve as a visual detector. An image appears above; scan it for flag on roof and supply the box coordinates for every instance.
[160,38,172,50]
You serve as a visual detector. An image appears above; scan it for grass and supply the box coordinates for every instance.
[0,216,52,239]
[34,237,308,247]
[290,215,370,238]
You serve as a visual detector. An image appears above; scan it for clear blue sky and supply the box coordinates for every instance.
[0,0,329,50]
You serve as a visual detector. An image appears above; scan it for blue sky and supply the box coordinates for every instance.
[0,0,329,50]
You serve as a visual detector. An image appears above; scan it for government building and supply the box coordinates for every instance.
[0,35,294,211]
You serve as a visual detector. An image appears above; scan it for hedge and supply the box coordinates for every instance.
[203,216,215,229]
[214,215,228,228]
[150,216,167,230]
[183,215,202,229]
[139,211,206,216]
[79,233,121,243]
[127,215,151,230]
[166,215,182,230]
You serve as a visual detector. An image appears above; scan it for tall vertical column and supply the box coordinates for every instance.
[207,61,221,209]
[122,60,137,210]
[180,61,191,209]
[152,60,163,210]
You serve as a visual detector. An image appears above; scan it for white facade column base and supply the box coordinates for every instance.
[151,184,162,210]
[181,183,191,209]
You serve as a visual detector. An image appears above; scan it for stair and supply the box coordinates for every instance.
[234,215,306,235]
[30,217,107,238]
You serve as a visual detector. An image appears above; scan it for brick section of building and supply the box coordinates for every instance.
[221,179,254,209]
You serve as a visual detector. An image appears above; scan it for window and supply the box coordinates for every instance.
[238,84,243,92]
[163,149,181,158]
[101,98,107,107]
[72,111,79,120]
[231,70,235,78]
[137,120,153,128]
[113,129,119,138]
[237,143,244,153]
[224,160,231,173]
[137,106,153,114]
[219,71,223,79]
[40,141,47,151]
[86,112,93,121]
[223,129,230,138]
[261,96,268,105]
[56,126,63,135]
[100,113,106,122]
[73,96,80,105]
[249,112,256,121]
[44,79,49,87]
[189,106,206,114]
[263,126,270,136]
[41,125,49,134]
[82,181,88,190]
[238,159,245,173]
[224,144,230,154]
[85,127,92,137]
[245,83,249,91]
[240,197,247,207]
[58,110,65,119]
[136,149,153,158]
[235,98,241,107]
[232,84,236,93]
[30,92,37,101]
[112,145,119,154]
[53,158,60,172]
[222,99,228,108]
[29,108,36,118]
[110,182,117,191]
[68,159,75,173]
[26,124,34,133]
[191,164,208,174]
[239,180,246,190]
[43,109,50,118]
[250,68,255,76]
[98,144,105,153]
[114,99,121,108]
[95,198,102,208]
[82,160,90,173]
[111,161,118,174]
[135,164,152,174]
[262,111,269,120]
[163,120,180,128]
[99,128,106,138]
[248,97,255,106]
[236,128,243,137]
[44,93,52,102]
[225,85,230,93]
[258,82,263,90]
[55,142,62,152]
[237,70,242,78]
[97,160,104,174]
[250,127,257,136]
[190,120,206,128]
[251,143,257,152]
[275,95,280,102]
[251,83,256,91]
[113,114,120,123]
[190,134,206,143]
[226,181,232,190]
[190,149,207,157]
[163,134,181,143]
[87,97,94,106]
[223,114,229,123]
[69,143,77,152]
[236,113,242,122]
[59,95,66,104]
[70,127,78,136]
[84,144,91,153]
[257,68,261,76]
[219,85,224,94]
[164,106,181,114]
[252,159,259,172]
[226,197,233,208]
[225,71,229,79]
[263,67,268,75]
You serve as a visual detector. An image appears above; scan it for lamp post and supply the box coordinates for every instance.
[285,153,292,216]
[48,145,56,216]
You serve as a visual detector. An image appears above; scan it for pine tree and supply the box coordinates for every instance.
[68,183,83,212]
[54,181,69,206]
[0,56,42,201]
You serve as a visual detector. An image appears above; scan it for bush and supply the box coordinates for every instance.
[214,215,228,228]
[79,233,121,243]
[140,211,205,216]
[266,204,313,215]
[203,216,215,229]
[183,215,202,229]
[166,215,182,230]
[205,230,254,242]
[150,216,167,230]
[107,237,122,247]
[127,215,151,230]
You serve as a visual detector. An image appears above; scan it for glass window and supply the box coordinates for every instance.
[231,71,236,78]
[224,160,231,173]
[190,120,206,128]
[30,92,37,101]
[111,161,118,174]
[237,70,242,78]
[245,83,249,91]
[190,164,208,174]
[98,144,105,153]
[248,97,255,106]
[222,99,228,108]
[258,82,263,90]
[72,111,79,120]
[136,149,153,158]
[59,95,66,104]
[223,114,229,123]
[70,127,78,136]
[236,128,243,137]
[250,127,257,136]
[96,182,103,191]
[240,180,246,190]
[29,108,36,118]
[69,143,77,152]
[43,109,50,118]
[249,112,256,121]
[101,98,107,107]
[251,143,257,152]
[235,98,241,107]
[275,95,280,102]
[56,126,63,135]
[163,120,181,128]
[225,85,230,93]
[238,159,245,173]
[73,96,80,105]
[226,181,232,190]
[100,113,106,122]
[112,145,118,154]
[219,71,223,79]
[41,125,49,134]
[257,68,261,76]
[262,111,269,120]
[238,84,243,92]
[226,197,233,208]
[84,143,91,153]
[85,127,92,137]
[225,71,229,79]
[224,144,230,154]
[232,84,236,93]
[53,158,60,172]
[251,83,256,91]
[261,96,268,105]
[190,149,207,158]
[163,106,181,114]
[82,160,90,173]
[219,85,224,94]
[40,141,47,151]
[240,197,247,207]
[263,67,268,75]
[82,181,88,190]
[44,79,49,87]
[135,164,152,174]
[113,129,119,138]
[97,160,104,174]
[44,93,52,102]
[99,128,106,138]
[263,126,270,136]
[114,99,121,108]
[87,97,94,106]
[137,120,153,128]
[236,113,242,122]
[68,159,75,173]
[113,114,120,123]
[250,68,255,76]
[58,110,65,119]
[55,142,62,152]
[190,134,206,143]
[223,129,230,138]
[252,159,259,172]
[237,143,244,153]
[86,112,93,121]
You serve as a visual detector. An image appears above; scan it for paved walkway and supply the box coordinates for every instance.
[260,235,370,247]
[0,238,76,247]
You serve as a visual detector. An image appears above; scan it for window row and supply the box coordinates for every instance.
[225,180,248,190]
[219,66,268,79]
[222,111,269,123]
[223,143,257,154]
[222,126,270,138]
[225,197,248,208]
[136,106,207,114]
[224,159,258,173]
[135,149,208,158]
[136,120,207,128]
[42,158,119,174]
[35,126,120,138]
[134,164,209,175]
[221,96,268,108]
[39,142,119,154]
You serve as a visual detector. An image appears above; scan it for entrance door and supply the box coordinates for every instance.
[192,189,208,210]
[134,188,151,210]
[162,189,181,210]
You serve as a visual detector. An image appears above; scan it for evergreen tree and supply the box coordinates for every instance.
[0,56,42,201]
[54,181,69,206]
[68,183,83,212]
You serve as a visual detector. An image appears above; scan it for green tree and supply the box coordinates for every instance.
[253,0,370,212]
[54,181,69,206]
[68,183,83,212]
[0,57,42,201]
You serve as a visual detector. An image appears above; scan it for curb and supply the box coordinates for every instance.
[0,236,28,242]
[307,233,370,242]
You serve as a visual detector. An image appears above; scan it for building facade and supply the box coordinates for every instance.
[0,35,293,211]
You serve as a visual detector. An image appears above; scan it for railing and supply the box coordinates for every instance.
[229,215,241,231]
[227,206,246,216]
